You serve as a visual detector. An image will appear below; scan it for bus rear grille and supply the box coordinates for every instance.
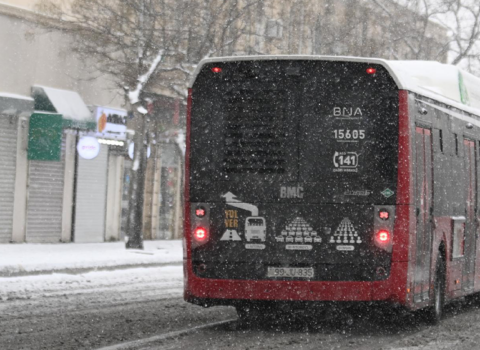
[223,90,287,174]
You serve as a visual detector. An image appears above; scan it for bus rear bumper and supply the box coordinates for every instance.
[184,260,409,306]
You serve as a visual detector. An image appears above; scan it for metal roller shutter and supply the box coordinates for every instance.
[0,116,18,243]
[120,159,132,240]
[26,134,66,243]
[73,145,108,243]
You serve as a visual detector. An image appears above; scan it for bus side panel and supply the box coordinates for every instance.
[183,88,193,302]
[434,216,459,299]
[395,90,413,208]
[393,90,415,308]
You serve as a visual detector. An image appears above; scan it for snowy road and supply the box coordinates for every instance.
[2,267,480,350]
[0,266,235,350]
[101,301,480,350]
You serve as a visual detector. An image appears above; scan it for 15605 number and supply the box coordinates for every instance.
[333,129,365,140]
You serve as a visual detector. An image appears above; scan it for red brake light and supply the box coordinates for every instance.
[194,227,207,241]
[211,67,222,73]
[379,210,389,220]
[195,208,205,217]
[377,230,390,243]
[366,67,376,75]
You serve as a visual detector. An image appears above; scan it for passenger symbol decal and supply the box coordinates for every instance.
[276,217,321,249]
[220,229,242,241]
[329,218,361,250]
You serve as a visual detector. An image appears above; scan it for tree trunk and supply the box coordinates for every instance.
[125,111,147,249]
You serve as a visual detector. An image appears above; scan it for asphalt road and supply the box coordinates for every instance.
[2,267,480,350]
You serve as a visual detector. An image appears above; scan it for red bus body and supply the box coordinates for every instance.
[184,56,480,313]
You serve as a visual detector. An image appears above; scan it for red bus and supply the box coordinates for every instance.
[184,56,480,324]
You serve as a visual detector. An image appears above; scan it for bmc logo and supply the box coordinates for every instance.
[280,186,304,199]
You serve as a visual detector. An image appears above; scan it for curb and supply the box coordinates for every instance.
[0,261,183,278]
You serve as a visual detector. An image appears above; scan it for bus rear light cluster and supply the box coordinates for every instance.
[366,67,377,75]
[191,203,210,248]
[373,206,395,252]
[211,67,222,73]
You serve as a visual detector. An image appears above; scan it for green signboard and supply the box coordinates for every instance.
[28,113,63,161]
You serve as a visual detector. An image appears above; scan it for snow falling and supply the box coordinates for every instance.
[1,0,480,349]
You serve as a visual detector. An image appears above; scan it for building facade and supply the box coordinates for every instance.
[0,0,450,243]
[0,1,128,243]
[224,0,448,62]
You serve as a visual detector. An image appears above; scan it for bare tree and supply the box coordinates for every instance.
[371,0,480,71]
[441,0,480,69]
[37,0,259,248]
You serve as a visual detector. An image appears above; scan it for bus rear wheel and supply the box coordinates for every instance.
[426,256,445,325]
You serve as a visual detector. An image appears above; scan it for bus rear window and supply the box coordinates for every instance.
[190,60,399,203]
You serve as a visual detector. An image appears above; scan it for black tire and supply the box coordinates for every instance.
[426,255,446,325]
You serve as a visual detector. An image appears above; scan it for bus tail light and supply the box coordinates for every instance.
[376,230,390,243]
[194,227,208,241]
[366,67,377,74]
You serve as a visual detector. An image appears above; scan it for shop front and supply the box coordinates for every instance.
[73,106,127,242]
[0,93,33,243]
[26,86,95,243]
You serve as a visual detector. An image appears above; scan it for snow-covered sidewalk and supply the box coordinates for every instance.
[0,240,183,276]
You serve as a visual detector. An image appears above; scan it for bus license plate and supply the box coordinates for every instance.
[267,267,314,278]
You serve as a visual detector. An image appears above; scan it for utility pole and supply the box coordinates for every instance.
[125,111,147,249]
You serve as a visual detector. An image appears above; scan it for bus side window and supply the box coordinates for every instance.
[433,129,444,154]
[454,133,459,156]
[439,129,444,153]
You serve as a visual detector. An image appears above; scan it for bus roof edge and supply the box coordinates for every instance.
[189,55,480,117]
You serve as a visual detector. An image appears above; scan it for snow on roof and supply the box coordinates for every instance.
[388,60,480,113]
[0,92,33,101]
[34,85,92,121]
[190,55,480,116]
[92,105,128,115]
[0,91,34,116]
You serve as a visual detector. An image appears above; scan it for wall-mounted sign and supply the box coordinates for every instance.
[28,113,63,161]
[128,142,151,159]
[77,136,101,159]
[94,106,127,140]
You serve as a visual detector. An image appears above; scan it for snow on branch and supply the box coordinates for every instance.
[128,49,164,105]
